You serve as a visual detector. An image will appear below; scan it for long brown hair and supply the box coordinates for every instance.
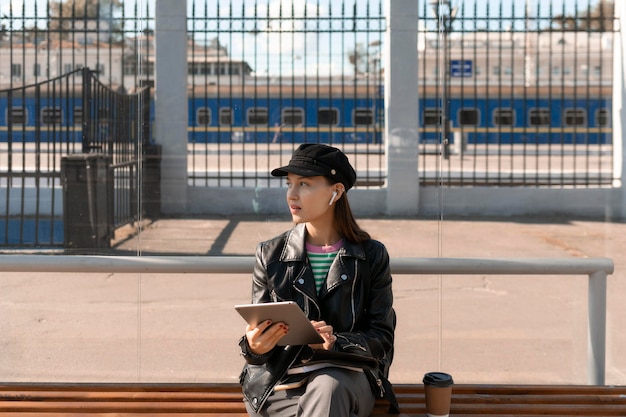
[331,187,370,243]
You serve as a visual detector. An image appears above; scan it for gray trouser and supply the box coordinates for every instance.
[245,368,375,417]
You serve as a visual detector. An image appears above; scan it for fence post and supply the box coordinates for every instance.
[155,0,188,214]
[81,67,92,153]
[384,0,420,216]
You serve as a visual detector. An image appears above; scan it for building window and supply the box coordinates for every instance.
[282,108,304,126]
[318,108,338,125]
[353,108,374,126]
[564,108,586,126]
[247,108,268,126]
[196,108,211,126]
[33,63,41,77]
[219,108,232,126]
[423,108,441,126]
[494,108,514,126]
[529,108,550,126]
[11,64,22,77]
[64,63,73,74]
[593,66,602,77]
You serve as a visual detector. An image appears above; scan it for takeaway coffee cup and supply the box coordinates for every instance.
[423,372,454,417]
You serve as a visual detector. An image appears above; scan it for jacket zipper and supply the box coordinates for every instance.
[376,377,385,397]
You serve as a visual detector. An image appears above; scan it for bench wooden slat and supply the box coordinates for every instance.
[1,383,625,416]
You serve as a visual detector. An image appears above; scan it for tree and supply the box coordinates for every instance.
[552,0,614,31]
[48,0,124,42]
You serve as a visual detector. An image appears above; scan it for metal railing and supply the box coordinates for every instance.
[0,255,614,385]
[1,0,616,190]
[0,68,151,248]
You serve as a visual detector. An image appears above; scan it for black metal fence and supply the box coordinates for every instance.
[0,67,150,248]
[80,67,152,229]
[0,0,618,197]
[186,0,386,188]
[418,0,615,187]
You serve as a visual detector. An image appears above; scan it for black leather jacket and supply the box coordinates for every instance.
[238,223,398,413]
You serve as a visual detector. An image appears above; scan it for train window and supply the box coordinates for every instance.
[318,108,338,125]
[247,108,268,126]
[197,108,211,126]
[74,107,83,125]
[423,108,441,126]
[7,107,27,125]
[353,108,374,126]
[596,108,609,127]
[494,109,513,126]
[564,108,586,126]
[41,107,62,125]
[459,108,478,126]
[282,108,304,126]
[219,108,232,126]
[529,108,550,126]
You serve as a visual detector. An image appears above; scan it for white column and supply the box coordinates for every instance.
[155,0,188,214]
[612,1,626,219]
[384,0,420,216]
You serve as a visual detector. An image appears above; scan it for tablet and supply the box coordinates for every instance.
[235,301,324,346]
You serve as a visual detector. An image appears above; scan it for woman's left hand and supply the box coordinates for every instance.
[310,320,337,350]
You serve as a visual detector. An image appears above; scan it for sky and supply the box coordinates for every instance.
[0,0,594,76]
[0,0,584,20]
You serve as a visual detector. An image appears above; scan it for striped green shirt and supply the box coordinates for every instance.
[306,240,343,294]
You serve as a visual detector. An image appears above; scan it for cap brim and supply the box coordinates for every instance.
[271,165,327,178]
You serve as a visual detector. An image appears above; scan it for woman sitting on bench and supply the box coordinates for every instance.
[238,143,399,416]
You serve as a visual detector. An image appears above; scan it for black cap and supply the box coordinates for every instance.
[271,143,357,190]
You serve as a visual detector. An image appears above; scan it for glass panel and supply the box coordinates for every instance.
[0,0,621,392]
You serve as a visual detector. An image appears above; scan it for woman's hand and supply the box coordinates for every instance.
[245,320,288,355]
[310,320,337,350]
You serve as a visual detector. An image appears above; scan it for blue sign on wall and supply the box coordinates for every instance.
[450,60,472,77]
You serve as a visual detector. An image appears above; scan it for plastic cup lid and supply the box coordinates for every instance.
[423,372,454,387]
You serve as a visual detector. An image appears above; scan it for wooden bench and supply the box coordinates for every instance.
[1,382,625,416]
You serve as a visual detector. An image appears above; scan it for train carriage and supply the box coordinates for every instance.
[0,83,613,147]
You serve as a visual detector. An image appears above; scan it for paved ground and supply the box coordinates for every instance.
[1,214,624,386]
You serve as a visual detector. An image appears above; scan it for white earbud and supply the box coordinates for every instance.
[329,191,338,205]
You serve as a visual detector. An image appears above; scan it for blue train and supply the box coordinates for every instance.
[0,84,612,145]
